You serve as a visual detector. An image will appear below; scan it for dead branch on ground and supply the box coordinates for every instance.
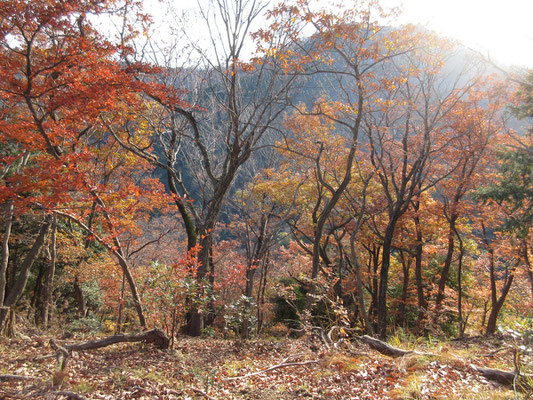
[53,390,90,400]
[224,355,321,380]
[57,328,169,352]
[0,374,41,381]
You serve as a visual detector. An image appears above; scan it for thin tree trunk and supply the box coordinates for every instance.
[3,216,51,307]
[377,220,397,338]
[39,215,57,327]
[31,262,45,320]
[485,274,514,335]
[113,249,146,328]
[522,240,533,302]
[0,200,14,306]
[367,245,380,321]
[116,272,126,334]
[1,153,30,308]
[73,276,86,318]
[412,203,427,326]
[435,214,458,319]
[256,251,270,335]
[88,192,147,328]
[485,255,516,335]
[480,298,489,335]
[241,215,268,338]
[396,252,410,327]
[455,228,465,338]
[482,222,516,335]
[167,169,197,250]
[0,215,52,331]
[349,232,373,335]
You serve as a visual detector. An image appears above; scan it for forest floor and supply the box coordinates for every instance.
[1,327,532,400]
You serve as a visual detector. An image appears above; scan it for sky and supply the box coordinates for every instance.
[388,0,533,67]
[146,0,533,68]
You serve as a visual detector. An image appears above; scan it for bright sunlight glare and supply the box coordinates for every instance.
[393,0,533,67]
[146,0,533,67]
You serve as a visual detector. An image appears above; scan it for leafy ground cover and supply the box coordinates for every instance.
[1,330,531,400]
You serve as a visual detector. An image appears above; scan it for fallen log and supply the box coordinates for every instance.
[473,366,517,385]
[472,365,533,388]
[359,335,414,358]
[58,328,170,352]
[45,329,169,389]
[0,374,40,381]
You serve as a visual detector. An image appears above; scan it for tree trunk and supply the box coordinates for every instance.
[456,229,466,337]
[367,245,380,322]
[35,216,58,326]
[241,215,269,338]
[349,233,373,335]
[307,135,360,309]
[435,214,458,319]
[256,252,270,335]
[0,215,51,332]
[483,222,516,335]
[241,254,260,339]
[4,215,52,307]
[116,273,126,334]
[0,200,14,306]
[396,252,410,327]
[31,262,46,323]
[114,249,146,328]
[181,233,213,337]
[485,280,513,335]
[62,193,148,329]
[377,221,396,338]
[522,240,533,302]
[1,155,29,307]
[167,169,197,250]
[182,169,239,336]
[73,276,86,318]
[485,261,515,335]
[413,205,427,326]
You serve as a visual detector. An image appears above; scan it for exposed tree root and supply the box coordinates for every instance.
[359,335,415,358]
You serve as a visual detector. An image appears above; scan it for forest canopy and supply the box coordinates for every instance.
[0,0,531,345]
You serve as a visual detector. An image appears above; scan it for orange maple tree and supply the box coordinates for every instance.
[0,0,180,329]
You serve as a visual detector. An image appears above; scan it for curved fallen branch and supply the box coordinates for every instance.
[224,357,321,380]
[190,387,217,399]
[53,328,170,353]
[53,390,89,400]
[40,330,170,391]
[479,346,511,358]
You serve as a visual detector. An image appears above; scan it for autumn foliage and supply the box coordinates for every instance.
[0,0,531,349]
